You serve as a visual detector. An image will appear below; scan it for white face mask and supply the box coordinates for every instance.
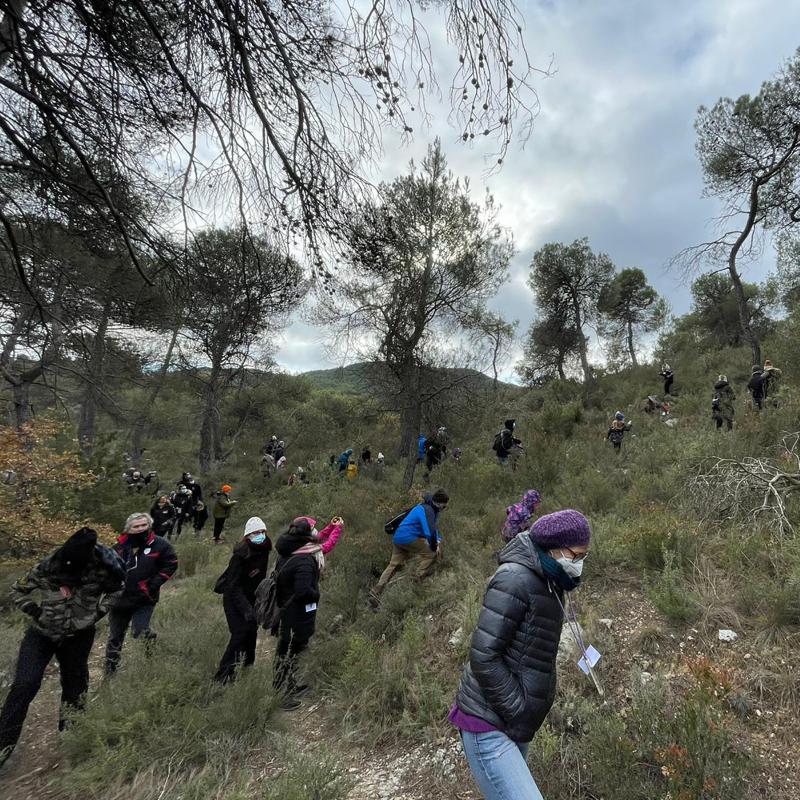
[556,556,584,579]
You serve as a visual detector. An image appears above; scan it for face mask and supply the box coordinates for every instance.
[556,556,584,579]
[249,533,266,545]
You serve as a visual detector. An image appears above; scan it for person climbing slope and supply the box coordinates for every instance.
[212,485,237,542]
[0,528,125,767]
[712,375,736,431]
[213,517,272,684]
[659,364,674,396]
[501,489,542,543]
[105,513,178,674]
[449,510,591,800]
[606,411,631,453]
[369,489,449,609]
[271,517,324,710]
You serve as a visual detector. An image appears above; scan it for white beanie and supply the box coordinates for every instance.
[244,516,266,536]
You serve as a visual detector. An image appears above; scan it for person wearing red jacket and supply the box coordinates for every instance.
[104,512,178,674]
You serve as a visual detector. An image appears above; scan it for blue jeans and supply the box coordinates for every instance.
[105,604,156,673]
[461,730,544,800]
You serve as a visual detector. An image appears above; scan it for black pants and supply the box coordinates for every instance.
[105,604,155,674]
[174,513,192,539]
[214,596,257,684]
[213,518,226,541]
[715,417,733,431]
[664,377,673,395]
[273,626,311,692]
[0,626,95,756]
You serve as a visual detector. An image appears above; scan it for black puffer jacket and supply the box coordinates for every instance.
[455,532,564,743]
[274,533,321,638]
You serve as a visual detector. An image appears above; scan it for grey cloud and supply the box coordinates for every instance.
[274,0,800,374]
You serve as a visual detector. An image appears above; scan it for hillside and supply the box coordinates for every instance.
[1,336,799,800]
[301,361,522,397]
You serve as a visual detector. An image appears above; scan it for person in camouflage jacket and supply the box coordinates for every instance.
[0,528,125,767]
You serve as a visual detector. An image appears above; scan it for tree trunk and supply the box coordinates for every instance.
[78,303,110,456]
[130,325,180,466]
[199,364,222,472]
[572,295,592,384]
[556,360,566,381]
[626,320,638,367]
[728,181,762,366]
[0,0,29,70]
[12,380,31,428]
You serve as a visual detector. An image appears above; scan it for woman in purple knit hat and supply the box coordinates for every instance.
[449,509,591,800]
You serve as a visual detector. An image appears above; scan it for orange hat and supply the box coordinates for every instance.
[221,484,232,493]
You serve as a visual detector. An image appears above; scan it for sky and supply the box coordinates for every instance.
[273,0,800,380]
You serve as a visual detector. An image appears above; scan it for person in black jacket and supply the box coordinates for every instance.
[213,517,272,684]
[150,495,177,538]
[271,517,322,710]
[449,509,591,800]
[0,529,125,767]
[170,485,195,539]
[660,364,674,396]
[748,365,766,410]
[104,513,178,674]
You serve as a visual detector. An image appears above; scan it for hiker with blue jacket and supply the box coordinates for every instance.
[368,489,449,609]
[336,448,353,473]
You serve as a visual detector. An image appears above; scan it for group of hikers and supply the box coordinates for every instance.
[0,474,595,800]
[147,473,237,543]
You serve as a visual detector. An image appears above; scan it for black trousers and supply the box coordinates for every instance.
[272,625,311,692]
[105,604,155,674]
[664,377,673,395]
[0,626,95,756]
[214,596,257,684]
[715,417,733,431]
[213,518,226,540]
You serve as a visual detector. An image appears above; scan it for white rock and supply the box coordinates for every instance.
[718,629,738,642]
[598,618,613,630]
[448,627,465,648]
[640,671,654,686]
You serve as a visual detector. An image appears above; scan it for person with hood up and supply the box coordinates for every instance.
[336,448,353,473]
[606,411,631,453]
[213,517,272,684]
[493,419,523,469]
[501,489,542,543]
[368,489,449,609]
[272,517,324,709]
[660,364,674,396]
[748,365,766,410]
[150,494,177,538]
[712,375,736,431]
[0,528,125,766]
[449,510,591,800]
[105,513,178,674]
[212,485,237,542]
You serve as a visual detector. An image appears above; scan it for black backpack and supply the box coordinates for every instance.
[384,507,413,535]
[254,556,297,630]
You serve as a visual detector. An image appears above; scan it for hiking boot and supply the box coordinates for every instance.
[290,683,310,697]
[280,696,302,711]
[368,592,381,610]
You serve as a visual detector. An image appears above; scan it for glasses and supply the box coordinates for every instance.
[561,546,589,562]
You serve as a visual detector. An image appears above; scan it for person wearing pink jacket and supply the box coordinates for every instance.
[295,515,344,556]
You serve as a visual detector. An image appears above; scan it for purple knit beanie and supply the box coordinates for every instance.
[529,509,591,549]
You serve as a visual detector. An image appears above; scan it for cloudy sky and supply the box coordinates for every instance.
[274,0,800,379]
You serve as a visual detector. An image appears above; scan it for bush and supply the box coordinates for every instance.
[646,549,702,625]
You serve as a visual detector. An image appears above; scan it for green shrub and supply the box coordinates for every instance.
[646,549,702,624]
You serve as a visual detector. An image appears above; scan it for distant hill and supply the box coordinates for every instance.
[301,361,521,396]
